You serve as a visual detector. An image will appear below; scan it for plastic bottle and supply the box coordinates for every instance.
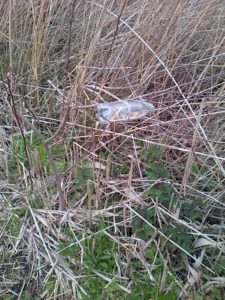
[96,100,155,124]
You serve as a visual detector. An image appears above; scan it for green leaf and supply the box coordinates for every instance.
[55,160,66,172]
[144,223,155,236]
[59,242,79,257]
[77,165,93,186]
[142,146,161,164]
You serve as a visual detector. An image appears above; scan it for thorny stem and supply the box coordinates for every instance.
[5,76,67,209]
[66,0,77,75]
[6,75,34,190]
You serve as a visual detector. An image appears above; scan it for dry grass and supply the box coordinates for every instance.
[0,0,225,299]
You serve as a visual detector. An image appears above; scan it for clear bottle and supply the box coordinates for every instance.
[96,100,155,124]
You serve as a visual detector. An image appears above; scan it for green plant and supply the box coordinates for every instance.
[126,275,177,300]
[77,163,93,187]
[9,135,68,179]
[132,208,155,240]
[142,146,177,205]
[1,0,225,298]
[132,147,178,241]
[85,234,115,273]
[5,214,22,236]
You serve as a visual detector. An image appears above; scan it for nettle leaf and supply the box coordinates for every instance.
[146,208,155,219]
[146,250,155,260]
[36,144,48,166]
[214,260,225,276]
[206,287,224,300]
[59,242,79,257]
[162,225,192,251]
[131,208,156,240]
[142,145,161,164]
[144,223,155,236]
[146,171,159,180]
[150,187,165,199]
[77,165,93,186]
[84,233,115,273]
[55,160,66,172]
[191,164,208,175]
[145,183,177,203]
[147,163,171,178]
[159,166,171,178]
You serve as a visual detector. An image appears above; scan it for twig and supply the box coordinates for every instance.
[66,0,77,75]
[5,75,33,190]
[4,94,67,210]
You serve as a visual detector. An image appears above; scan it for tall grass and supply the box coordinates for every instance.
[0,0,224,299]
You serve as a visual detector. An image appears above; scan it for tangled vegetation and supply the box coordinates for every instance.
[0,1,225,299]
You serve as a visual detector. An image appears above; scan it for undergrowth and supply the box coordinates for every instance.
[0,0,225,299]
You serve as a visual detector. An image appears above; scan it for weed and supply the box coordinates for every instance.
[4,214,22,236]
[132,208,155,240]
[84,234,115,273]
[77,163,93,187]
[8,135,68,181]
[1,0,225,299]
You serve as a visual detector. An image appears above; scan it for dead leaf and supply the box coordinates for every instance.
[194,238,215,248]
